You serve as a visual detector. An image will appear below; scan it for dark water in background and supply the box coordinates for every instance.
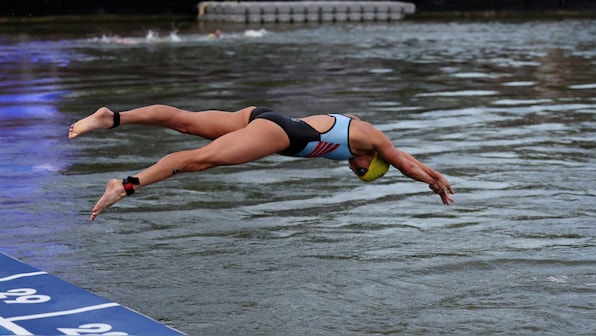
[1,18,595,335]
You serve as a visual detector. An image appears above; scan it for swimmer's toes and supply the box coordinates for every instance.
[68,126,81,139]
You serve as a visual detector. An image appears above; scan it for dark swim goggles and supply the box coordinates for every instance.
[355,167,368,177]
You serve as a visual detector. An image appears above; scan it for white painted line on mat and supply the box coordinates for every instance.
[0,316,33,335]
[0,272,47,282]
[7,302,120,322]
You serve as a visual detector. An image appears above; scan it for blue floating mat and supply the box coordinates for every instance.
[0,253,184,335]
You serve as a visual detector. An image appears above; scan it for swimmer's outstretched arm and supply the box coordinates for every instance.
[390,148,454,205]
[350,120,454,205]
[369,130,454,205]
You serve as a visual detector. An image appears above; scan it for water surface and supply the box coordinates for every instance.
[1,19,595,335]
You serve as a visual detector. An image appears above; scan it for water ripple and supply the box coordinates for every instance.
[1,19,595,335]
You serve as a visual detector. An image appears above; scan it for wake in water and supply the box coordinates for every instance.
[87,28,269,45]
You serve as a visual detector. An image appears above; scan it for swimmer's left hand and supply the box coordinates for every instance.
[430,182,455,205]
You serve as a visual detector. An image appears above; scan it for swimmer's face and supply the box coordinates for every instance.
[348,153,374,176]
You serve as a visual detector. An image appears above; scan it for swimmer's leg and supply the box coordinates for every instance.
[90,178,128,221]
[68,107,118,139]
[69,105,255,140]
[89,119,289,221]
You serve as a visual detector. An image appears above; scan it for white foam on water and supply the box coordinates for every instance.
[491,99,553,105]
[502,81,537,86]
[416,90,498,97]
[451,72,502,79]
[244,28,269,38]
[569,83,596,90]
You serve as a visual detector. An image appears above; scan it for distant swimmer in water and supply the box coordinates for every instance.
[69,105,454,221]
[208,29,221,38]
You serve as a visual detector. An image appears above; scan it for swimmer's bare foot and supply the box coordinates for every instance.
[90,179,127,221]
[69,107,117,139]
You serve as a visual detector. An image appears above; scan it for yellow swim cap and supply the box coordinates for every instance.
[358,152,389,182]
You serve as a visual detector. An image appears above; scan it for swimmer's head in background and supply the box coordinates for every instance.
[355,152,389,182]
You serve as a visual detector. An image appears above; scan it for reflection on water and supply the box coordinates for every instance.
[1,19,595,335]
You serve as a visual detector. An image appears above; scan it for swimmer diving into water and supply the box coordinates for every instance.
[69,105,454,221]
